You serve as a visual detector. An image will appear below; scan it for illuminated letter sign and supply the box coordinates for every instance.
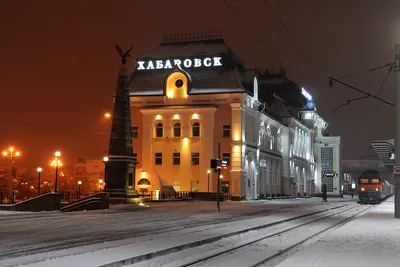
[301,87,312,101]
[136,56,223,71]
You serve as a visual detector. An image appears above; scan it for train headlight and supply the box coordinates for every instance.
[361,188,365,191]
[376,188,379,191]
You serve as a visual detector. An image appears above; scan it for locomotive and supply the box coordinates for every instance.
[358,169,392,204]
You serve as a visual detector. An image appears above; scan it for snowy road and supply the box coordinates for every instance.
[0,197,355,266]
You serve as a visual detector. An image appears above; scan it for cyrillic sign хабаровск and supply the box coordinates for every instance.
[136,56,223,70]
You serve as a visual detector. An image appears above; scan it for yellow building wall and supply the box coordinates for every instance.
[136,107,217,192]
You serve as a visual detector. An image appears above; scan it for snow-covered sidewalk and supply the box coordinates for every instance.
[276,197,400,267]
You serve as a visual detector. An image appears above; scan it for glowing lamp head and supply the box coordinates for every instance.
[104,112,111,118]
[78,181,82,185]
[15,151,20,157]
[37,167,42,173]
[99,179,103,184]
[55,151,61,157]
[103,156,109,162]
[3,151,7,156]
[207,170,211,174]
[9,147,14,152]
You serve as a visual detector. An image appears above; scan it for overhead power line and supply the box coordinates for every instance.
[221,0,284,66]
[329,77,394,114]
[338,62,394,80]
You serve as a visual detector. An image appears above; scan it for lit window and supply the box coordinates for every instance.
[192,122,200,137]
[137,179,151,185]
[155,153,162,165]
[131,126,138,138]
[156,123,163,137]
[222,152,231,166]
[173,123,181,137]
[222,125,230,137]
[173,152,180,165]
[192,152,200,165]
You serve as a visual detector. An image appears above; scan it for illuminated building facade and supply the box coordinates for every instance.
[128,36,340,199]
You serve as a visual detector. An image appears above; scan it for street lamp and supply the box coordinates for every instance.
[207,170,211,192]
[3,146,21,195]
[37,167,42,196]
[103,156,108,191]
[77,181,82,199]
[51,151,62,192]
[104,112,111,118]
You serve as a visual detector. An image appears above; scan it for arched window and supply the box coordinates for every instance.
[137,178,151,185]
[173,122,181,137]
[192,122,200,137]
[155,123,163,137]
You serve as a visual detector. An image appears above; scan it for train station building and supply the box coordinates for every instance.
[128,34,342,199]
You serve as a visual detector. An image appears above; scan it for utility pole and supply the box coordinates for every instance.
[217,143,221,213]
[395,44,400,218]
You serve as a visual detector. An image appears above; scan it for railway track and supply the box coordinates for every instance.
[0,203,350,261]
[125,204,371,267]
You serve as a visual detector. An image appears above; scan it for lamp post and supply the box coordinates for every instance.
[103,156,108,191]
[77,181,82,199]
[51,151,62,192]
[3,146,21,196]
[207,170,211,192]
[37,167,42,196]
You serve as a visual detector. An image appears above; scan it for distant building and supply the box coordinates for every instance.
[314,136,342,196]
[73,157,105,192]
[127,35,341,199]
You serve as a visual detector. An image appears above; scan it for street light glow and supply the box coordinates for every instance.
[104,112,111,118]
[37,167,42,173]
[3,151,7,156]
[55,151,61,157]
[78,181,82,185]
[15,151,20,156]
[9,147,14,152]
[103,156,109,162]
[207,170,211,174]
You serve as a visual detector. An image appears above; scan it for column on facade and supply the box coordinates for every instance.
[230,103,244,199]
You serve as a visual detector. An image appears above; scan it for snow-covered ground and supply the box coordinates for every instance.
[0,197,354,266]
[275,197,400,267]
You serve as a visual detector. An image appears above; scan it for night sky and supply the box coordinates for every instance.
[0,0,399,170]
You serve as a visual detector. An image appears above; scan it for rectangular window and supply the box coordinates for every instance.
[320,147,333,173]
[222,125,231,137]
[133,153,138,163]
[222,152,231,166]
[191,152,200,165]
[359,178,369,184]
[155,152,162,165]
[131,126,138,138]
[173,152,181,165]
[370,178,380,184]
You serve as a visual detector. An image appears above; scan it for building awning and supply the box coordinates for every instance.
[370,139,395,169]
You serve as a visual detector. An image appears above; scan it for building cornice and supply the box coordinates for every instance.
[140,106,217,114]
